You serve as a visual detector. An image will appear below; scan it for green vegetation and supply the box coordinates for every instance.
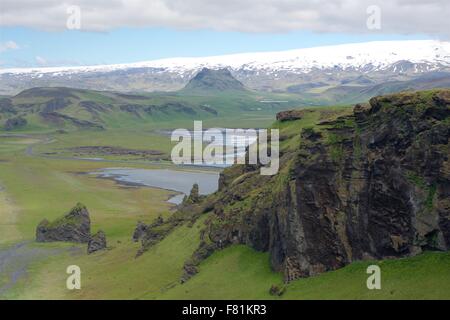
[0,88,449,300]
[0,86,305,133]
[0,133,190,299]
[0,136,174,245]
[158,245,450,300]
[158,245,283,300]
[426,184,437,209]
[406,172,437,210]
[46,203,87,229]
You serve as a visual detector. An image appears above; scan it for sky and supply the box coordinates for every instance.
[0,0,448,68]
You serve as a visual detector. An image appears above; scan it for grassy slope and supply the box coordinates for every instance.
[1,102,449,300]
[2,88,304,133]
[0,135,176,244]
[32,130,174,161]
[0,182,21,244]
[0,134,191,299]
[0,156,173,244]
[160,246,450,300]
[4,218,205,299]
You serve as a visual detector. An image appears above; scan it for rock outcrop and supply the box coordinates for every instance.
[36,203,91,243]
[183,183,200,204]
[276,109,312,122]
[178,89,450,282]
[133,215,175,257]
[132,221,149,242]
[269,284,286,296]
[4,116,27,131]
[88,230,107,254]
[36,203,108,254]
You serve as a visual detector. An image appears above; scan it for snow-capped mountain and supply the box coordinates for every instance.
[1,40,450,95]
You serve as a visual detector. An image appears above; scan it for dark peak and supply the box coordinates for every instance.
[195,67,233,78]
[183,67,246,92]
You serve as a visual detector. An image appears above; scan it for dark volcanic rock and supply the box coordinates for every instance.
[180,240,217,282]
[183,183,200,204]
[134,215,171,256]
[87,230,107,254]
[276,109,311,121]
[40,112,104,130]
[4,116,27,130]
[36,203,91,243]
[182,89,450,282]
[0,98,16,114]
[132,221,149,242]
[180,263,199,283]
[184,68,246,92]
[269,284,286,296]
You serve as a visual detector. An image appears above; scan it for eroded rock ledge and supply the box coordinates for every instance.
[137,89,450,283]
[36,203,107,254]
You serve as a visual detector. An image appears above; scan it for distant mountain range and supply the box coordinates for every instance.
[0,69,304,132]
[1,40,450,97]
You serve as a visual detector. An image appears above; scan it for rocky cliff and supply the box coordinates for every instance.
[172,89,450,282]
[36,203,107,254]
[88,230,107,254]
[36,203,92,243]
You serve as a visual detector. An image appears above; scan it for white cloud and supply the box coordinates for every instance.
[0,0,448,37]
[0,40,19,52]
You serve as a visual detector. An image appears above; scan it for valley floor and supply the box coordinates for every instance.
[0,131,449,300]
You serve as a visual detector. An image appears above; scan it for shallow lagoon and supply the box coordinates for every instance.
[92,168,220,205]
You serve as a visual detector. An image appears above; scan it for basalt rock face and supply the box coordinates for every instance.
[182,183,203,205]
[276,109,312,122]
[88,230,107,254]
[187,89,450,282]
[4,116,27,130]
[36,203,91,243]
[132,221,149,242]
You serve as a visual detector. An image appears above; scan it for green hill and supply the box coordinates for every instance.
[0,84,305,132]
[0,89,449,300]
[134,88,450,298]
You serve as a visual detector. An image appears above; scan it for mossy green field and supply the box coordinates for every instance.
[0,106,449,300]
